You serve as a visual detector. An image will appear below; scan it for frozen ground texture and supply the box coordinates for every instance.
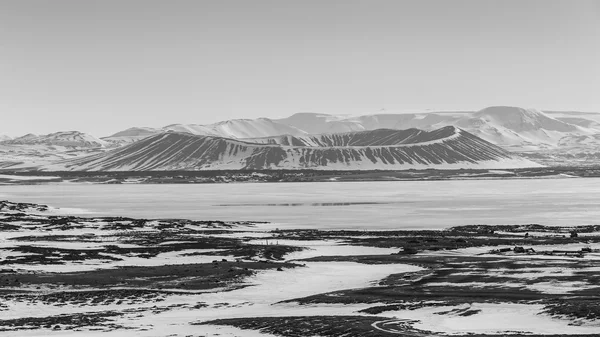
[1,200,600,336]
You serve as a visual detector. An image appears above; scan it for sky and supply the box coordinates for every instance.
[1,0,599,137]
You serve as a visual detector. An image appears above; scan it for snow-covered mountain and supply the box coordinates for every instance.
[271,107,599,151]
[274,113,362,134]
[554,117,600,129]
[101,106,599,152]
[4,106,600,169]
[0,144,105,170]
[447,106,594,150]
[102,127,160,145]
[0,131,110,170]
[3,133,38,144]
[468,107,578,133]
[273,112,469,136]
[103,118,306,145]
[2,131,108,148]
[0,135,11,142]
[165,118,307,139]
[49,127,540,171]
[354,113,457,131]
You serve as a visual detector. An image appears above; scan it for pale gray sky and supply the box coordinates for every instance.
[1,0,599,137]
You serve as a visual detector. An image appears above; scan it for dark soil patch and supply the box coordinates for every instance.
[280,255,598,308]
[2,261,300,290]
[543,299,600,320]
[198,316,403,337]
[2,289,180,306]
[199,315,600,337]
[0,311,125,332]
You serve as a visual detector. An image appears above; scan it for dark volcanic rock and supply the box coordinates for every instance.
[55,127,532,171]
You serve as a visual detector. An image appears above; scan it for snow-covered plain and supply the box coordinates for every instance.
[2,230,424,335]
[3,211,599,335]
[0,174,61,181]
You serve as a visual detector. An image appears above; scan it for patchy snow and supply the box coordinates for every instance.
[2,261,423,335]
[15,322,283,337]
[426,278,595,295]
[201,231,275,239]
[426,281,524,289]
[380,303,600,335]
[45,206,94,215]
[423,241,600,260]
[244,238,400,261]
[5,131,108,148]
[488,266,575,279]
[203,262,422,308]
[526,281,594,294]
[104,261,424,332]
[1,248,234,273]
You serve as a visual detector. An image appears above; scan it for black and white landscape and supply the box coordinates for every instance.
[6,106,600,172]
[2,1,600,336]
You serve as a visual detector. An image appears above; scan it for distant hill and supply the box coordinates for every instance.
[102,118,306,145]
[271,107,598,151]
[274,113,362,134]
[1,131,108,148]
[448,106,592,150]
[0,132,108,170]
[102,127,159,144]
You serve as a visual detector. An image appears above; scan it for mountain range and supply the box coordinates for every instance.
[46,126,539,171]
[3,131,108,148]
[2,106,600,170]
[101,106,600,151]
[5,106,597,150]
[102,119,307,145]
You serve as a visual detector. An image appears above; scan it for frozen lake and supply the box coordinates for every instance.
[2,179,600,230]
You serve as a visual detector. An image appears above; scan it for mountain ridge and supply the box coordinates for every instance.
[101,118,306,145]
[1,131,108,148]
[4,106,600,168]
[45,126,540,171]
[98,106,600,151]
[7,106,599,150]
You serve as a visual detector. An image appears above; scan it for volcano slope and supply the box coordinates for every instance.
[48,126,539,171]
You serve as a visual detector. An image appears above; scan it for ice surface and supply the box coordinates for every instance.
[0,174,61,181]
[4,179,600,230]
